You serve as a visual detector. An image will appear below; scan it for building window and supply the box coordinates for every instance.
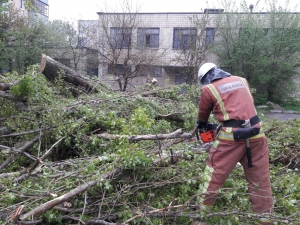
[206,28,215,44]
[87,67,98,77]
[136,65,162,77]
[33,0,49,17]
[20,0,23,8]
[108,64,132,75]
[78,37,87,48]
[173,28,196,49]
[137,28,159,48]
[110,27,131,49]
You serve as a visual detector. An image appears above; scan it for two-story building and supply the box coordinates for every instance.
[96,10,220,91]
[93,8,300,102]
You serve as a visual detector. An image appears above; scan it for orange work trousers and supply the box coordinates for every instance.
[203,135,273,215]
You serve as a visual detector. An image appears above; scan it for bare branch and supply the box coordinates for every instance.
[15,137,65,182]
[0,128,44,138]
[0,172,21,178]
[86,219,117,225]
[0,134,41,171]
[0,90,16,100]
[97,129,193,141]
[19,167,122,220]
[0,81,19,91]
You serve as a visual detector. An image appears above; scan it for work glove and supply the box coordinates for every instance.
[207,123,218,131]
[197,121,218,132]
[196,120,208,132]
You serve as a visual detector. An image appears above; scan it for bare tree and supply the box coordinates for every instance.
[97,2,168,91]
[171,12,211,84]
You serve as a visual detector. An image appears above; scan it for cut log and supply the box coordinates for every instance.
[40,54,97,93]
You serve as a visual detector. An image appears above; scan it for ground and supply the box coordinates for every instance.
[265,112,300,121]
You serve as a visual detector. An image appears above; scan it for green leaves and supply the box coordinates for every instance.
[118,145,152,170]
[11,76,34,97]
[1,58,300,224]
[212,2,300,104]
[121,107,154,135]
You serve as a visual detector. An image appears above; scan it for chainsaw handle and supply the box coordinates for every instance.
[195,127,200,141]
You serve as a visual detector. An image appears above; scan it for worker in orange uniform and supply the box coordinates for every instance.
[196,63,273,225]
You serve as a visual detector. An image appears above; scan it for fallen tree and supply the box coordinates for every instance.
[0,65,300,225]
[40,54,98,94]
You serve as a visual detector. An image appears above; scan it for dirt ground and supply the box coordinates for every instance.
[265,112,300,121]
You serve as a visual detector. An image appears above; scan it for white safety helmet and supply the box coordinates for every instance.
[198,62,217,84]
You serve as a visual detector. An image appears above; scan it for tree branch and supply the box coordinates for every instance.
[0,81,19,91]
[14,137,65,183]
[19,167,122,220]
[97,129,193,142]
[0,128,45,138]
[0,134,41,171]
[0,90,15,100]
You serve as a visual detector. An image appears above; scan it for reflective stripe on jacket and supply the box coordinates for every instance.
[198,75,261,132]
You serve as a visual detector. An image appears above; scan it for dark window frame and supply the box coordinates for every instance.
[136,65,162,77]
[137,28,159,48]
[33,0,49,17]
[173,28,197,49]
[78,37,87,48]
[110,27,132,49]
[108,64,132,75]
[206,28,215,44]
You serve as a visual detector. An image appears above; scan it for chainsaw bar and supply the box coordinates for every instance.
[192,143,212,152]
[185,137,213,152]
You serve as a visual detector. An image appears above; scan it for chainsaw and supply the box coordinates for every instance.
[190,123,219,152]
[196,122,219,143]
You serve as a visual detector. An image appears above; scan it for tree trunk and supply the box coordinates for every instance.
[40,54,97,93]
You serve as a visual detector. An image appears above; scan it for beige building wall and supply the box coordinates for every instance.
[97,12,219,91]
[10,0,29,17]
[96,12,300,96]
[9,0,49,20]
[98,13,218,66]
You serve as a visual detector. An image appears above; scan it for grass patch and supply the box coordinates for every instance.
[281,101,300,112]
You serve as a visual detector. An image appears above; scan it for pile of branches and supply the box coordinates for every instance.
[0,56,299,225]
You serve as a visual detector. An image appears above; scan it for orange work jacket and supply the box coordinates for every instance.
[198,75,259,127]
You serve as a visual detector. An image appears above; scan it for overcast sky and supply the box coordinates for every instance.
[49,0,300,21]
